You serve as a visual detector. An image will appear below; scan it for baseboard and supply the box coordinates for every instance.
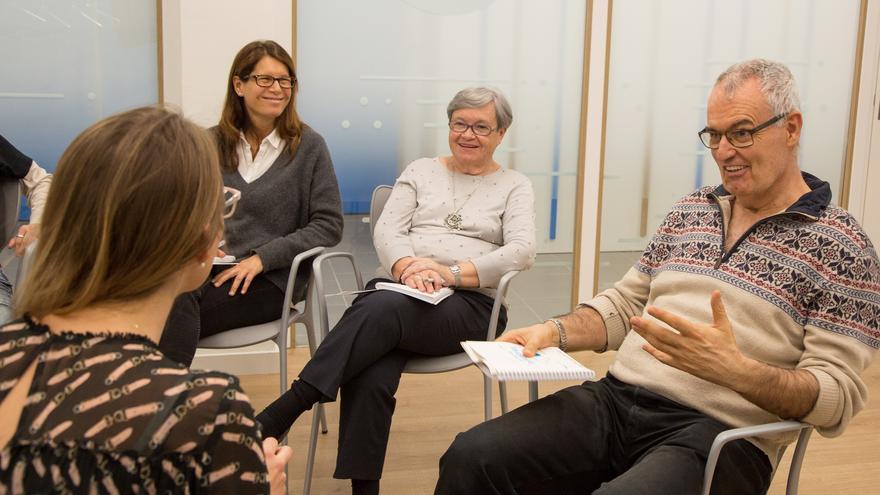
[190,326,310,376]
[191,343,281,375]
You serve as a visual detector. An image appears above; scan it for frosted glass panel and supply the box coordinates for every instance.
[601,0,860,254]
[0,1,158,196]
[297,0,587,254]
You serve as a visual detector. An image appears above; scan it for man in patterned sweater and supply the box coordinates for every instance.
[436,59,879,494]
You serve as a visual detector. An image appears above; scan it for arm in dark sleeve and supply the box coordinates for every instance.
[0,134,33,179]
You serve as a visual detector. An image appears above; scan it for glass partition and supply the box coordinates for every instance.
[298,0,589,320]
[0,0,158,218]
[598,0,862,289]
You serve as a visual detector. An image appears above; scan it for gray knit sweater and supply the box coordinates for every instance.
[221,126,343,301]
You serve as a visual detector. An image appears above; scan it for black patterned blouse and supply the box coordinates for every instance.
[0,318,269,493]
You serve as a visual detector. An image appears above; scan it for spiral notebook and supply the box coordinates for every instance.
[461,341,596,382]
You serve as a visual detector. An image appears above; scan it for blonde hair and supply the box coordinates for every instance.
[15,107,224,317]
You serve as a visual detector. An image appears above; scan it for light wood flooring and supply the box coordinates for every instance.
[239,346,880,494]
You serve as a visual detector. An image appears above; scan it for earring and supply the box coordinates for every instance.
[200,261,206,268]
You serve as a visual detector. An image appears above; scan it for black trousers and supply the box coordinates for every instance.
[436,374,772,495]
[158,268,286,366]
[301,278,507,481]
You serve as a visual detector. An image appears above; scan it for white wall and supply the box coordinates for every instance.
[161,0,292,126]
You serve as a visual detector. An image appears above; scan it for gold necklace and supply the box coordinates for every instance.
[444,169,484,231]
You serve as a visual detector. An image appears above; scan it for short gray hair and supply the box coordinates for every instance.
[715,59,801,121]
[447,87,513,130]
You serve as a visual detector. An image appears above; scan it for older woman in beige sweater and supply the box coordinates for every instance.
[257,87,536,495]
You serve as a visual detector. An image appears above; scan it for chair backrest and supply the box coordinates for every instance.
[369,185,393,240]
[1,179,20,245]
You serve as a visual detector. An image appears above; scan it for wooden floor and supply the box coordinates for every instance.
[240,346,880,494]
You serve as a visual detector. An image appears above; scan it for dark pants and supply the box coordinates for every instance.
[301,278,507,481]
[158,268,285,366]
[436,374,771,495]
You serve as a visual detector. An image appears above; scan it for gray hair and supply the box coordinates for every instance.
[715,59,801,122]
[447,87,514,130]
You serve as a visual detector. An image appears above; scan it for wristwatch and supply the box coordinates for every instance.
[449,264,462,287]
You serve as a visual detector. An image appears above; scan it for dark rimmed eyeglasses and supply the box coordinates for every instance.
[698,113,787,149]
[449,120,498,137]
[242,74,296,89]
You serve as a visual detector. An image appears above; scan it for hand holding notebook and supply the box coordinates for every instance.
[461,340,596,381]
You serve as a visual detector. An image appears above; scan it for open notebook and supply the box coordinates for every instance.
[461,341,596,382]
[374,282,454,305]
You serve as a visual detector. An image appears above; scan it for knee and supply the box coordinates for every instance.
[344,373,398,402]
[440,427,495,475]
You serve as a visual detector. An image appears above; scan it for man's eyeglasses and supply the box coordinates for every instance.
[449,120,497,137]
[242,74,296,89]
[223,187,241,219]
[698,113,787,149]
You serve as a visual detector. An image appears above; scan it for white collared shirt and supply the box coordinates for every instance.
[236,129,286,183]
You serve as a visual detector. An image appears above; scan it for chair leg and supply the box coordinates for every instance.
[305,317,319,355]
[279,330,289,398]
[483,375,493,421]
[303,403,322,495]
[319,403,328,434]
[301,319,328,434]
[528,381,538,402]
[282,438,290,495]
[499,382,509,415]
[787,428,813,495]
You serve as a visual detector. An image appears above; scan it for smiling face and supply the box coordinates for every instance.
[706,78,803,206]
[448,103,506,170]
[233,56,292,128]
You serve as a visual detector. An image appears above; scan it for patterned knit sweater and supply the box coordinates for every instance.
[584,173,880,464]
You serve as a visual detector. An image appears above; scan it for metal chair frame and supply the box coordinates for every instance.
[702,420,813,495]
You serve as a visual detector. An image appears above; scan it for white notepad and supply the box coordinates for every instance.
[374,282,454,305]
[461,341,596,382]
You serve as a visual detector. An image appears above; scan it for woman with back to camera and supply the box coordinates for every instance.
[257,87,536,494]
[0,107,291,493]
[160,39,344,366]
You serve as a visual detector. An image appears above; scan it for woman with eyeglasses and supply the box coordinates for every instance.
[0,107,291,493]
[256,87,536,495]
[159,39,343,366]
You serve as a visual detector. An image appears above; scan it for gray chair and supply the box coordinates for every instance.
[702,420,813,495]
[1,180,21,276]
[198,246,328,495]
[197,246,326,401]
[1,179,20,245]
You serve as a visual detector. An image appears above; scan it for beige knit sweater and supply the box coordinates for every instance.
[585,174,879,465]
[373,157,536,297]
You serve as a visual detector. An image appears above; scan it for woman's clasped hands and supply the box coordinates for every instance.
[398,257,454,294]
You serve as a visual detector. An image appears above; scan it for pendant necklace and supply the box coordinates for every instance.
[444,167,484,231]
